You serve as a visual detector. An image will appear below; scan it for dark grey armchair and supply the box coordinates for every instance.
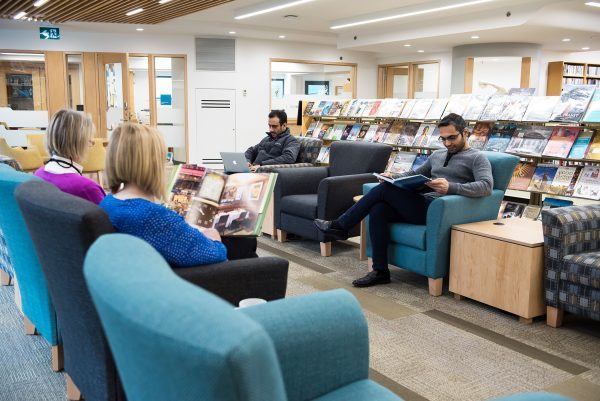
[15,180,289,401]
[273,141,392,256]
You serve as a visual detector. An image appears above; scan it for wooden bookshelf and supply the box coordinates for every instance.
[547,61,600,96]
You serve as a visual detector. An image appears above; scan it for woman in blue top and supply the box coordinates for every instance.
[100,123,229,267]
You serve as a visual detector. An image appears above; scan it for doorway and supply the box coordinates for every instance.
[195,88,236,163]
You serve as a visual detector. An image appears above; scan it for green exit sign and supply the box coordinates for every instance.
[39,27,60,40]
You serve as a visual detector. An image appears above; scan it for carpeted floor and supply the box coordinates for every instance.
[1,235,599,401]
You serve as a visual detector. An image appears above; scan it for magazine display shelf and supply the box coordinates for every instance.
[304,113,600,206]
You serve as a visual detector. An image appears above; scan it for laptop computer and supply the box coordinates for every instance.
[220,152,250,173]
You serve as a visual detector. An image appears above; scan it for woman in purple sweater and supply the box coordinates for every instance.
[35,109,105,205]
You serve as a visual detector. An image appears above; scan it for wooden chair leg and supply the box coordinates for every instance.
[428,278,443,297]
[546,306,564,328]
[277,229,287,243]
[66,373,82,400]
[23,315,36,335]
[320,242,332,257]
[52,344,64,372]
[0,269,11,286]
[454,293,464,300]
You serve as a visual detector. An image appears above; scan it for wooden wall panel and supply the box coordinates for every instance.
[44,51,68,117]
[464,57,474,94]
[520,57,532,88]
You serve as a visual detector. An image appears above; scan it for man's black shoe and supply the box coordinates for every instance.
[352,270,391,287]
[314,219,348,240]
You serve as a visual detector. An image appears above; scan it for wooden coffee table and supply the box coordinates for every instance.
[449,218,545,324]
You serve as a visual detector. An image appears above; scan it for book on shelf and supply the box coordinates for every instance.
[508,88,536,96]
[373,173,431,190]
[572,166,600,200]
[388,151,418,174]
[316,123,332,140]
[468,121,493,150]
[372,123,391,143]
[321,101,334,116]
[563,64,584,75]
[583,88,600,123]
[412,123,437,147]
[305,121,318,137]
[353,100,368,117]
[311,101,327,116]
[522,96,560,122]
[542,126,580,158]
[585,132,600,160]
[479,94,508,121]
[327,101,343,117]
[167,166,277,237]
[303,101,315,116]
[408,99,433,120]
[346,123,363,141]
[462,93,490,121]
[568,129,594,159]
[383,120,404,145]
[412,154,429,170]
[330,124,346,140]
[399,99,417,119]
[527,164,559,193]
[376,99,394,118]
[550,84,596,123]
[356,124,371,141]
[548,166,578,196]
[444,94,471,116]
[504,125,553,157]
[368,100,383,117]
[565,167,581,197]
[340,124,355,140]
[501,201,526,219]
[346,100,361,117]
[498,93,532,121]
[360,100,376,117]
[338,100,353,117]
[316,146,330,163]
[363,125,380,142]
[508,161,537,191]
[521,205,542,220]
[425,98,449,120]
[483,123,516,153]
[397,122,420,146]
[426,127,444,148]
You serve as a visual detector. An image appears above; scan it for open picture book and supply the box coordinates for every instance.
[373,173,431,191]
[165,164,277,237]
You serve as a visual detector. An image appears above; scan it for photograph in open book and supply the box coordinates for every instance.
[185,172,277,236]
[166,164,208,217]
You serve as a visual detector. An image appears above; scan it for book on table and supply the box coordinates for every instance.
[373,173,431,190]
[166,165,277,237]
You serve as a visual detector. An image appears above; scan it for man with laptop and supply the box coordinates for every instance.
[244,110,300,172]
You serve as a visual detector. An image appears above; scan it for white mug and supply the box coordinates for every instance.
[238,298,267,308]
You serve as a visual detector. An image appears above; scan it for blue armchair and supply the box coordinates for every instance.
[84,233,402,401]
[0,164,61,371]
[364,151,519,296]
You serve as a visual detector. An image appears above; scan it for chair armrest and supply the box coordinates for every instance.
[256,163,314,173]
[425,190,504,278]
[318,173,378,220]
[274,166,328,197]
[173,256,289,305]
[241,289,369,401]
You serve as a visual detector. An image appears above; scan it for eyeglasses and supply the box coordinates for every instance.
[438,134,461,143]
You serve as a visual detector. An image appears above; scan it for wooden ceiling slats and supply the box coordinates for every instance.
[0,0,232,24]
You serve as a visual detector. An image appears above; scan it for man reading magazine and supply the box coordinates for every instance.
[314,113,493,287]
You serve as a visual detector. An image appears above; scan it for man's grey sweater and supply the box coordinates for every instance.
[394,147,493,199]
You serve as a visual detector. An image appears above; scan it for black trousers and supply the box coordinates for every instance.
[337,183,431,271]
[221,237,258,260]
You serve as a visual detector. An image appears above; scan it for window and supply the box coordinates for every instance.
[271,78,284,98]
[305,80,329,95]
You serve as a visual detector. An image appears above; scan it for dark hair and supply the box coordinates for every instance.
[268,109,287,125]
[438,113,466,135]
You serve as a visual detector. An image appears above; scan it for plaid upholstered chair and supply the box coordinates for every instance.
[542,205,600,327]
[256,136,322,172]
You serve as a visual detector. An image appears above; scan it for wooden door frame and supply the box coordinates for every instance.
[465,56,532,93]
[97,52,131,138]
[377,60,440,98]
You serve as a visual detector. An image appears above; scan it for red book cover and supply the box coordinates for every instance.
[542,126,580,158]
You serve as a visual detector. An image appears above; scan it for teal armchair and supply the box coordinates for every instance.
[84,233,402,401]
[364,151,519,296]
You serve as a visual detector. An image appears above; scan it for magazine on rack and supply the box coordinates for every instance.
[373,173,431,191]
[166,165,277,237]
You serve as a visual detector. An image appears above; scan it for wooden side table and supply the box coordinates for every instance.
[353,195,367,260]
[449,218,545,323]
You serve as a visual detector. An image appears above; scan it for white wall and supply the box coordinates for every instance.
[0,21,378,163]
[472,57,522,94]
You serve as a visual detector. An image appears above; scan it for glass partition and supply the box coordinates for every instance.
[128,56,151,125]
[472,57,522,95]
[155,56,186,163]
[66,54,84,110]
[412,63,439,98]
[0,52,47,112]
[270,60,356,119]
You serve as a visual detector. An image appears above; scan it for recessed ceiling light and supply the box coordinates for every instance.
[582,47,591,50]
[279,35,286,39]
[126,8,144,16]
[417,50,425,53]
[159,0,173,3]
[235,0,316,20]
[13,11,27,19]
[404,44,411,47]
[136,28,144,31]
[471,35,480,39]
[584,2,600,7]
[562,38,571,42]
[33,0,50,6]
[229,31,236,34]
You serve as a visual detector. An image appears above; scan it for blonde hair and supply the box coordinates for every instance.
[105,123,166,201]
[46,109,95,163]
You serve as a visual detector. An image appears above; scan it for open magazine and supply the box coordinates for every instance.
[166,164,277,237]
[373,173,431,191]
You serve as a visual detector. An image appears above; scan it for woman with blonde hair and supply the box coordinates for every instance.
[100,123,247,267]
[35,109,105,204]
